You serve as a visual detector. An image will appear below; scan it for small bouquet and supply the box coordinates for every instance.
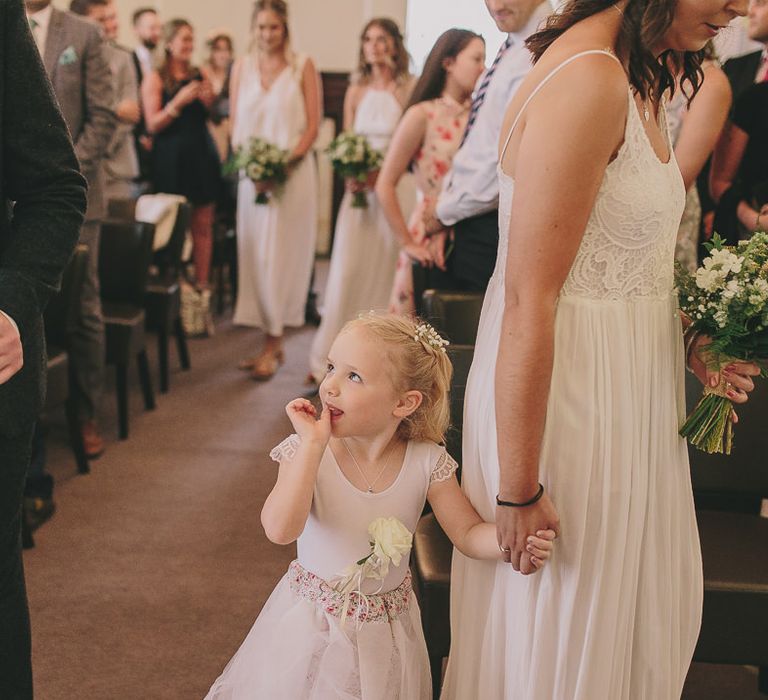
[225,137,289,205]
[676,232,768,454]
[331,517,412,624]
[326,132,383,209]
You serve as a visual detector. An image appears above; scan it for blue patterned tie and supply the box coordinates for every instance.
[460,35,513,147]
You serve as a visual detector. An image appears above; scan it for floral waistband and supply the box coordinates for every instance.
[288,560,412,625]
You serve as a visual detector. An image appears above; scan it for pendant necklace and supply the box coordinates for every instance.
[341,438,396,493]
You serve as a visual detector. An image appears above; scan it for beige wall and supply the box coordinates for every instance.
[54,0,407,72]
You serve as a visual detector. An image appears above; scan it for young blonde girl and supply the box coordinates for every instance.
[205,314,556,699]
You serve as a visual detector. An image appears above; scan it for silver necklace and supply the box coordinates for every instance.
[341,438,396,493]
[631,89,651,121]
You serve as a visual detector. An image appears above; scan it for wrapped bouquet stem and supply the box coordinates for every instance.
[677,233,768,454]
[326,132,383,209]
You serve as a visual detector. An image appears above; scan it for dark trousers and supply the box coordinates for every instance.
[414,210,499,312]
[0,429,34,699]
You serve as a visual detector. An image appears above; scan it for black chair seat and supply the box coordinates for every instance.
[100,221,157,439]
[103,304,146,364]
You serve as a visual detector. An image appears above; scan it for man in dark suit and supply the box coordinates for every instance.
[723,0,767,101]
[0,0,87,695]
[26,0,115,457]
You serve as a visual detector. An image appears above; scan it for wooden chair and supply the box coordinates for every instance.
[99,220,156,439]
[421,290,484,345]
[687,371,768,695]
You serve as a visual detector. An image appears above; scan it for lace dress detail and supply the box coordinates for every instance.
[559,97,685,300]
[430,449,459,483]
[269,434,301,463]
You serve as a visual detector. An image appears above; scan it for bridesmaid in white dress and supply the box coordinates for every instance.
[230,0,322,380]
[442,0,758,699]
[308,19,416,383]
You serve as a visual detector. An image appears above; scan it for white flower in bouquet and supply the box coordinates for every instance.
[326,131,384,208]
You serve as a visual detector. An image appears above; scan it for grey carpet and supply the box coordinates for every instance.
[24,314,764,699]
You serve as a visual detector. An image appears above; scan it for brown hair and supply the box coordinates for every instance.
[355,17,411,86]
[251,0,290,43]
[343,314,453,444]
[159,19,196,94]
[69,0,107,16]
[406,29,483,110]
[526,0,705,101]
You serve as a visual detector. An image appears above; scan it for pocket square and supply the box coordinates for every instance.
[58,46,78,66]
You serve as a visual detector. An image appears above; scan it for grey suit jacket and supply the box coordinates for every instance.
[104,43,140,182]
[0,0,86,437]
[42,9,115,221]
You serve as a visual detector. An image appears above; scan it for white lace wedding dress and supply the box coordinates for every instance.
[442,51,703,700]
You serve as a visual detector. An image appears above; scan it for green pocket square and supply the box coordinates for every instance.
[58,46,78,66]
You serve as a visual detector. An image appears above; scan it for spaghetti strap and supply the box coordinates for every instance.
[499,49,623,163]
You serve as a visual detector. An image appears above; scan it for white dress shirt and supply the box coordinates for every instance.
[436,2,551,227]
[134,44,153,80]
[27,3,53,56]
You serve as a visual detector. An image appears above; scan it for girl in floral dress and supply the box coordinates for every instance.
[205,314,555,699]
[377,30,486,315]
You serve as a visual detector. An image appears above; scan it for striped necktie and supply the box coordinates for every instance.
[28,17,43,55]
[459,35,513,147]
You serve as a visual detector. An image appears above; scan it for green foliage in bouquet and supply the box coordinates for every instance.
[326,132,383,209]
[224,137,289,204]
[676,232,768,454]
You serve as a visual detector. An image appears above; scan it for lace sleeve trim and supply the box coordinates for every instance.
[269,434,301,463]
[430,450,459,483]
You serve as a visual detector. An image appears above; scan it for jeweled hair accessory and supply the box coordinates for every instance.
[414,323,449,353]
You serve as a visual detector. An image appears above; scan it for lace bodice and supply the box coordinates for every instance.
[497,52,686,302]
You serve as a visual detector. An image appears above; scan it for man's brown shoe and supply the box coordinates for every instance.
[81,421,105,459]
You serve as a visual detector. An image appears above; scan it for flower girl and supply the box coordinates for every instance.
[205,314,556,699]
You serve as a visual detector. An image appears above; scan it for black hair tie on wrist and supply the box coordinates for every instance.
[496,483,544,508]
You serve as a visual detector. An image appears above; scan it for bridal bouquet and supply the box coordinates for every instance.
[225,137,289,205]
[326,132,383,209]
[676,233,768,454]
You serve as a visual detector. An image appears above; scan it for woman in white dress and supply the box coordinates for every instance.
[230,0,322,380]
[308,19,415,383]
[442,0,758,698]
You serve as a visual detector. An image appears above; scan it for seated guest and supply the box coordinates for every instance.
[71,0,142,200]
[711,81,768,240]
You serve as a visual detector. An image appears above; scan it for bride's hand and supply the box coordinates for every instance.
[496,492,559,575]
[687,335,761,423]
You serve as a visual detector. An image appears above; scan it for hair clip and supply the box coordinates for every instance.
[414,323,449,353]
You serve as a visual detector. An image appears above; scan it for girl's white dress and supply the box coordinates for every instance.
[442,51,703,700]
[232,53,318,337]
[309,88,416,381]
[205,436,457,700]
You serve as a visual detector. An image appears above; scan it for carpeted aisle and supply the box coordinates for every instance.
[23,313,765,699]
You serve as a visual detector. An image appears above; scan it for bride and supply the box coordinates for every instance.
[442,0,757,698]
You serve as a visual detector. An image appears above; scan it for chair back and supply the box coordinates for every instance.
[686,371,768,498]
[99,221,155,307]
[445,344,474,470]
[153,201,191,279]
[106,197,139,222]
[422,290,484,345]
[44,245,89,348]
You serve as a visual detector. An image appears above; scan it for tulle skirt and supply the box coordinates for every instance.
[442,291,703,699]
[205,561,431,700]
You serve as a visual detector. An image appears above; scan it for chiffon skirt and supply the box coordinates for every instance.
[205,562,431,700]
[441,290,703,700]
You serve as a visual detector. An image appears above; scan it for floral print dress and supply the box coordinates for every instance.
[389,96,469,315]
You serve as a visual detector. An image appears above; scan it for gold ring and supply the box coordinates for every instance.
[499,544,511,553]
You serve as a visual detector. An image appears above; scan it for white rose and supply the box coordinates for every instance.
[368,517,413,573]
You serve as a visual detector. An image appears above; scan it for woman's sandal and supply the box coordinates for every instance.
[250,349,285,381]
